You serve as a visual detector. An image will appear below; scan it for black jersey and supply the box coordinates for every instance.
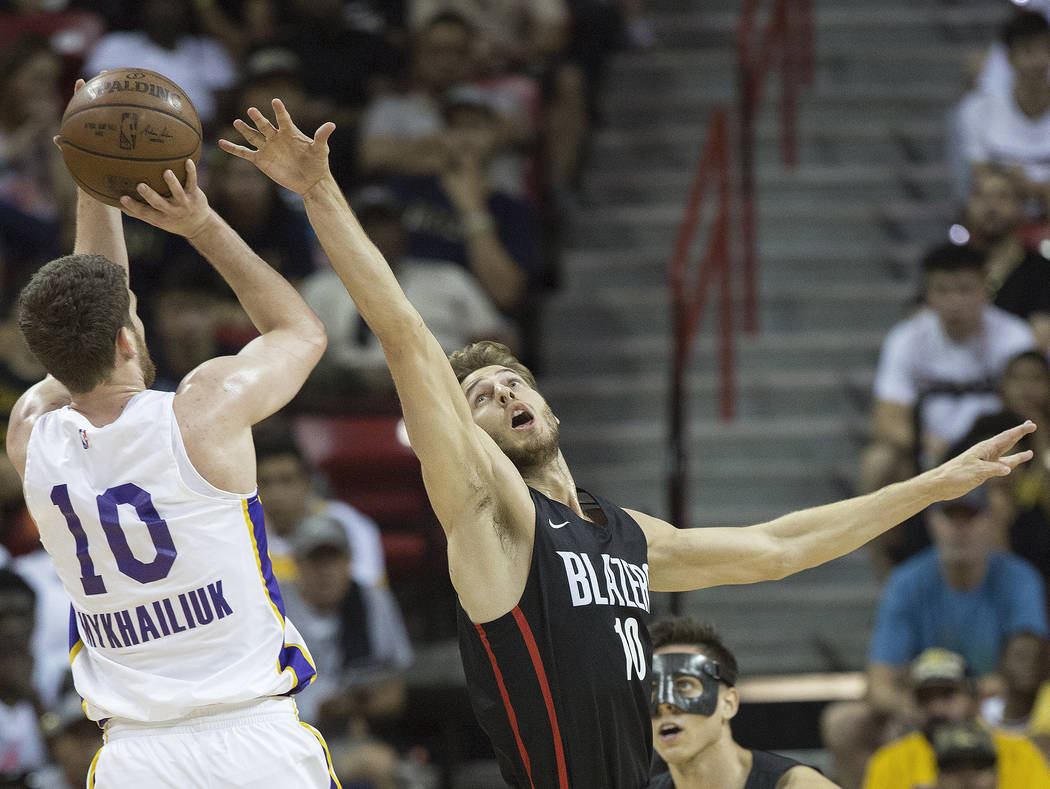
[457,487,653,788]
[648,749,810,789]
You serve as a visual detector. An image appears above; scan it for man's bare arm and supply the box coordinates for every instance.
[218,101,533,535]
[641,421,1035,591]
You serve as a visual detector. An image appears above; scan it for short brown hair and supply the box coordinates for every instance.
[650,617,739,686]
[18,254,132,394]
[448,341,537,389]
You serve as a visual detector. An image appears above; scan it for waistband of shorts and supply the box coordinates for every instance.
[104,696,298,740]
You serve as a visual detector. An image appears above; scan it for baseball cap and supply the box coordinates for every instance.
[911,648,969,689]
[931,722,997,771]
[929,485,989,516]
[291,514,350,557]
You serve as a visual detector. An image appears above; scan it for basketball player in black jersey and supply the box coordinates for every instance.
[222,100,1037,789]
[648,617,838,788]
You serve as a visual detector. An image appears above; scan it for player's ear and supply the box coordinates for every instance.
[721,687,740,721]
[115,326,136,359]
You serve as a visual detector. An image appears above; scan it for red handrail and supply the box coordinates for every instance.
[736,0,815,333]
[667,109,732,542]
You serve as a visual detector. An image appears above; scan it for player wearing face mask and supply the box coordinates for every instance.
[648,617,838,789]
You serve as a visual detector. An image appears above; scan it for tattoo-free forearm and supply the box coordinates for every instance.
[73,189,128,273]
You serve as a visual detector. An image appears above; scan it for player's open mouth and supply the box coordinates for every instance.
[511,408,534,429]
[658,723,682,741]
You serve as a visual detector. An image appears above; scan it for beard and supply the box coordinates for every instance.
[132,327,157,389]
[494,405,561,474]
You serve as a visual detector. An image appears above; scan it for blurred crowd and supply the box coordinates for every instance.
[0,0,654,786]
[824,5,1050,788]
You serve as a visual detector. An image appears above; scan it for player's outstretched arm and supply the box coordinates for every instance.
[218,101,533,536]
[640,421,1036,592]
[118,160,326,431]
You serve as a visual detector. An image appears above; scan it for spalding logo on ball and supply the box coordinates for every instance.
[59,69,202,207]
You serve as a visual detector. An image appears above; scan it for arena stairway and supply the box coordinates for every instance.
[535,0,1005,676]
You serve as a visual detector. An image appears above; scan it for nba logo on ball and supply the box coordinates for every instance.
[119,113,137,150]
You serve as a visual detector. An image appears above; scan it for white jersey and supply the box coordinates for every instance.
[21,390,315,724]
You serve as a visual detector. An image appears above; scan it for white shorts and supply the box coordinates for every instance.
[88,697,339,788]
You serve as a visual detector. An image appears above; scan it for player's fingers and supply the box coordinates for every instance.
[271,98,296,132]
[232,118,264,147]
[119,194,159,221]
[984,420,1036,456]
[247,106,277,137]
[314,121,336,146]
[136,180,169,211]
[998,449,1034,471]
[182,159,198,194]
[163,168,185,202]
[53,134,62,151]
[218,138,255,160]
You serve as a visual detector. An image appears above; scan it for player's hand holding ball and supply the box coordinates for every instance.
[117,159,213,240]
[219,98,335,197]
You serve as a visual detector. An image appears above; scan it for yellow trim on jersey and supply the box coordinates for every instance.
[300,721,343,789]
[87,745,103,787]
[69,638,84,665]
[242,498,283,624]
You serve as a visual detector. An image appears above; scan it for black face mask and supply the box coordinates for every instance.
[650,653,728,717]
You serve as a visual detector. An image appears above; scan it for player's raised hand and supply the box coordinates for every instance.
[930,420,1036,502]
[118,159,213,239]
[219,98,335,197]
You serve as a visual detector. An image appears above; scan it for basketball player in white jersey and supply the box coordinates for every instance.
[5,92,337,787]
[220,100,1038,787]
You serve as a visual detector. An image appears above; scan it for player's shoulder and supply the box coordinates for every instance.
[777,764,838,788]
[8,377,70,446]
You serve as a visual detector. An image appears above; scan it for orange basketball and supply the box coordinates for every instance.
[59,69,202,207]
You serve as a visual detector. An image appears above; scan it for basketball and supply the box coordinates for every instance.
[59,69,202,207]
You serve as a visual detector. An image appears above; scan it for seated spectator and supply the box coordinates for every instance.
[357,11,530,194]
[951,351,1050,596]
[0,569,47,781]
[204,145,316,287]
[928,721,999,789]
[254,430,387,589]
[647,616,835,788]
[859,243,1034,573]
[302,183,516,398]
[280,515,413,788]
[83,0,237,128]
[30,685,101,789]
[954,11,1050,214]
[823,488,1048,789]
[861,648,1050,789]
[980,631,1048,733]
[0,35,75,277]
[387,85,543,315]
[964,164,1050,350]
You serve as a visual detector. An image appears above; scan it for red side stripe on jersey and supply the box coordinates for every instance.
[475,623,535,788]
[511,606,569,789]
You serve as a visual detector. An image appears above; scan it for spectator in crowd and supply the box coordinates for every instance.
[954,11,1050,213]
[0,569,46,782]
[387,84,543,315]
[30,686,101,789]
[949,351,1050,599]
[83,0,238,127]
[928,721,999,789]
[980,631,1048,733]
[205,145,316,287]
[859,243,1034,573]
[860,648,1050,789]
[963,164,1050,350]
[823,487,1048,789]
[0,35,75,277]
[647,616,835,788]
[281,514,414,789]
[254,431,387,589]
[357,11,529,192]
[301,183,516,398]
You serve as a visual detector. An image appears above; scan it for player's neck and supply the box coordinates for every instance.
[667,734,751,789]
[522,451,587,518]
[70,375,146,428]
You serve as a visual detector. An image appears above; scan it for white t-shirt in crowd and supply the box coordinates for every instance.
[958,88,1050,185]
[873,304,1035,449]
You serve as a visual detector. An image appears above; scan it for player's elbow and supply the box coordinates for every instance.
[762,533,805,581]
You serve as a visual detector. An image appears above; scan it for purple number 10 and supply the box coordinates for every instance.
[50,483,177,596]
